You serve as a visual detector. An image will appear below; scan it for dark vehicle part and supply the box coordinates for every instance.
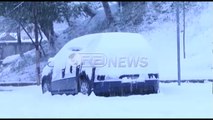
[93,80,159,97]
[41,73,52,93]
[92,67,159,97]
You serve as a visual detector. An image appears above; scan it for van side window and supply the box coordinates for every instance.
[70,66,72,73]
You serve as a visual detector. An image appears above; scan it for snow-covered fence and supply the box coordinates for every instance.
[0,41,34,60]
[0,82,37,86]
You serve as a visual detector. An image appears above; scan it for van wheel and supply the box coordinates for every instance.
[42,79,51,94]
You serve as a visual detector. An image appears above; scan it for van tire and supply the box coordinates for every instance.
[42,76,51,94]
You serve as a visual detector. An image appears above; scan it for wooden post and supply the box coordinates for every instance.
[183,2,186,59]
[176,2,181,86]
[33,6,40,85]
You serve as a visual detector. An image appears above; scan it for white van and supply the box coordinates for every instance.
[41,32,159,96]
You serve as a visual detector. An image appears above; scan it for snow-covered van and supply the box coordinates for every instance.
[41,32,159,96]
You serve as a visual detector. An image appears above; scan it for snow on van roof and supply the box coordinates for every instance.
[53,32,154,63]
[58,32,152,54]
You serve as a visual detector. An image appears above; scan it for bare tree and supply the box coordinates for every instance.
[33,6,41,85]
[102,2,114,25]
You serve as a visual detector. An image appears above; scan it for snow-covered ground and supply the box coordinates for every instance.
[0,82,212,118]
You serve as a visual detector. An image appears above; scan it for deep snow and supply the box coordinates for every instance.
[0,82,212,118]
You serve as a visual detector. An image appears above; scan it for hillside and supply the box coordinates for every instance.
[141,3,213,80]
[0,2,212,84]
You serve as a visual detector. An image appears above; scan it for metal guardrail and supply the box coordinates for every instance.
[160,79,213,83]
[0,79,212,86]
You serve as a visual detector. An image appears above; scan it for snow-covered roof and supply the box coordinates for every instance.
[0,33,16,41]
[53,32,155,68]
[0,32,34,43]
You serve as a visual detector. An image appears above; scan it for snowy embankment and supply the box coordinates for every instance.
[0,50,47,84]
[0,2,212,84]
[0,82,212,118]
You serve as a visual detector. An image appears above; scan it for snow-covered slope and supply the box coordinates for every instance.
[142,3,213,80]
[0,2,212,83]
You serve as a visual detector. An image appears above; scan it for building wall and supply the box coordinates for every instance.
[0,43,34,59]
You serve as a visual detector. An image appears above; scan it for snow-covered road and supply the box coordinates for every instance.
[0,82,212,118]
